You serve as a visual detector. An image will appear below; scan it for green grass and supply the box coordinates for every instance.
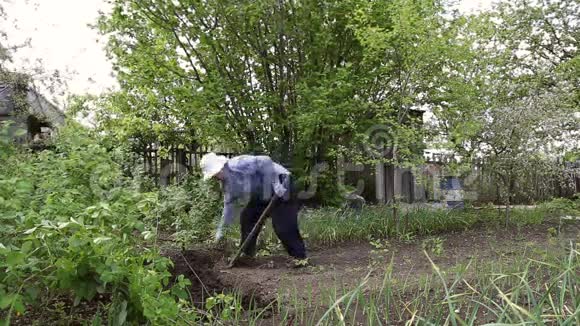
[188,199,579,325]
[254,204,555,249]
[233,244,579,325]
[173,200,579,325]
[208,200,579,325]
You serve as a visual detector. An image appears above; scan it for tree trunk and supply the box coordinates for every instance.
[393,202,399,232]
[505,174,516,226]
[505,198,511,227]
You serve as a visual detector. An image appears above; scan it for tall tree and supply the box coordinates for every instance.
[0,0,63,112]
[95,0,458,203]
[0,1,31,115]
[431,0,579,214]
[0,1,8,64]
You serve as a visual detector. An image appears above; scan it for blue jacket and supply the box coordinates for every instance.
[221,155,290,226]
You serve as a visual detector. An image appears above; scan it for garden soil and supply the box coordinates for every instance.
[10,220,574,325]
[165,221,574,312]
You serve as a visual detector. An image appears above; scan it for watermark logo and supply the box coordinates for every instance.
[363,124,397,159]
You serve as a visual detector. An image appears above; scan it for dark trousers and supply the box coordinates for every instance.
[240,194,306,259]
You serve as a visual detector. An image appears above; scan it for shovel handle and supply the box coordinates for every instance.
[227,196,277,268]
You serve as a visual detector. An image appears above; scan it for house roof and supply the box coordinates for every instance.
[0,83,65,127]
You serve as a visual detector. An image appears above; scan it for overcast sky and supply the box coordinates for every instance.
[1,0,496,106]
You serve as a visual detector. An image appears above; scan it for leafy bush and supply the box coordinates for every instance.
[147,184,192,231]
[146,175,222,246]
[183,177,223,243]
[539,197,580,217]
[0,123,190,324]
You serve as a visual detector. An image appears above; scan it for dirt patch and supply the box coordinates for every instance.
[217,221,565,308]
[238,221,574,324]
[163,248,272,308]
[164,248,226,305]
[8,294,110,326]
[159,220,575,323]
[8,221,573,324]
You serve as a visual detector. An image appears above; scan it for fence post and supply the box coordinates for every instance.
[135,144,241,187]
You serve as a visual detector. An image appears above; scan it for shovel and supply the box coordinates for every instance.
[227,196,277,268]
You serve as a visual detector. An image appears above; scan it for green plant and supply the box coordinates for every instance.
[240,244,578,325]
[205,293,242,322]
[0,123,193,324]
[257,238,282,257]
[398,231,417,243]
[368,238,390,268]
[369,239,390,252]
[299,206,470,246]
[421,237,445,256]
[540,197,580,217]
[146,175,222,248]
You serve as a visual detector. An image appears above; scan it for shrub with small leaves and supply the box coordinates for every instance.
[146,175,222,247]
[0,123,192,324]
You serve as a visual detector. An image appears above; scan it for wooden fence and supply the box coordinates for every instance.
[135,145,579,205]
[136,144,237,186]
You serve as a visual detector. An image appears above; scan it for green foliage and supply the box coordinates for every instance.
[421,237,445,256]
[299,206,480,246]
[87,0,462,204]
[0,123,190,324]
[368,238,390,268]
[257,238,282,258]
[148,176,222,246]
[0,71,31,116]
[431,0,579,209]
[369,239,389,252]
[296,200,569,247]
[241,243,579,325]
[0,121,25,155]
[564,150,580,163]
[539,197,580,217]
[204,293,242,322]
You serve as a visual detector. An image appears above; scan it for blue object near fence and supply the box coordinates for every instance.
[441,176,464,209]
[441,176,463,190]
[446,201,465,209]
